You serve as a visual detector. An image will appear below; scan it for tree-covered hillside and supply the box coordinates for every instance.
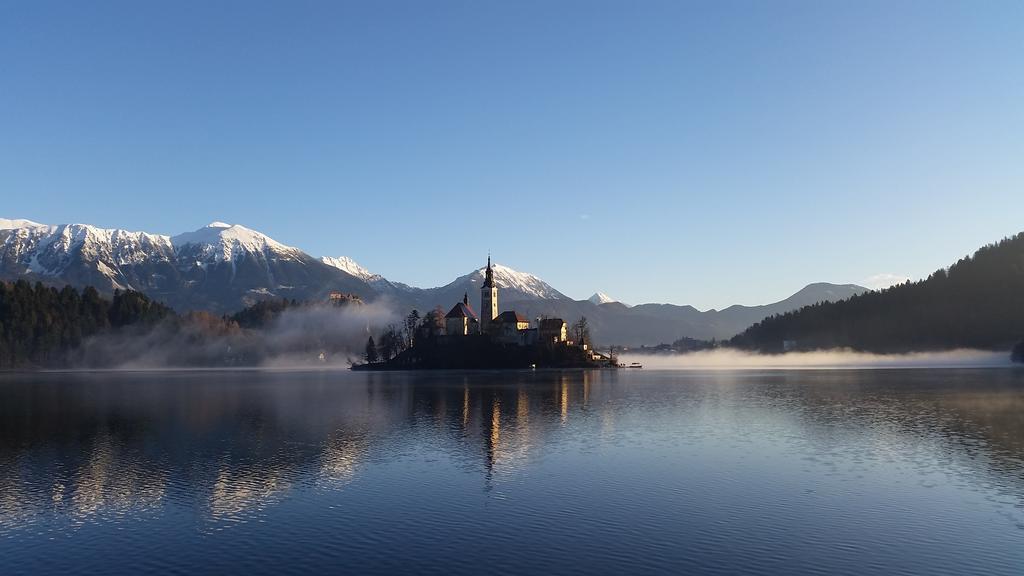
[731,233,1024,353]
[0,280,383,369]
[0,280,173,367]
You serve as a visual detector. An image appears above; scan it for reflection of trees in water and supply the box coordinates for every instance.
[69,431,166,519]
[0,370,621,529]
[0,428,167,533]
[1,368,1021,530]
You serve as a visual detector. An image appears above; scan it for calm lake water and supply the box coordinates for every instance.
[1,368,1023,575]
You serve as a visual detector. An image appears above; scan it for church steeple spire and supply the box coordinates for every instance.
[483,254,495,288]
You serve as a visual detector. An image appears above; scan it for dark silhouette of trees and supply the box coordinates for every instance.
[378,324,404,361]
[1013,340,1024,363]
[417,306,445,341]
[731,232,1024,353]
[571,316,591,345]
[0,281,172,368]
[108,289,173,327]
[229,298,299,329]
[405,310,420,348]
[365,336,379,363]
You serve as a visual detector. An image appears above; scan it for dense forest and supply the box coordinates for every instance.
[0,280,174,368]
[0,280,375,369]
[731,233,1024,353]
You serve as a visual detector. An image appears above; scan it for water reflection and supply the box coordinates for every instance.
[0,368,1022,574]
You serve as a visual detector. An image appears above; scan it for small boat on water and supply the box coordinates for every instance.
[628,362,643,369]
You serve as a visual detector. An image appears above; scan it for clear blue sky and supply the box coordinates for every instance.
[2,1,1022,309]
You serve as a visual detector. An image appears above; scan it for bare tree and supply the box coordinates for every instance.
[571,316,591,346]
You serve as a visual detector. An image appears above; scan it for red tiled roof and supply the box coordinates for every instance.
[493,310,529,324]
[446,302,479,319]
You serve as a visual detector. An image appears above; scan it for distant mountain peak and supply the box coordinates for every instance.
[588,292,625,306]
[463,262,566,300]
[171,222,298,262]
[0,218,49,230]
[321,256,378,282]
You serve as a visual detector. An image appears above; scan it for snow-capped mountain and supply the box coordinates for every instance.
[173,222,303,264]
[321,255,414,293]
[0,218,47,230]
[588,292,627,306]
[0,222,176,292]
[466,263,566,300]
[321,256,376,282]
[0,217,870,342]
[386,262,569,313]
[0,219,374,312]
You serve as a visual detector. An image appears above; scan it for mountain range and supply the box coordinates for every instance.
[0,218,867,345]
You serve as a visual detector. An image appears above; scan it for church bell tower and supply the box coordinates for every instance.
[480,255,498,331]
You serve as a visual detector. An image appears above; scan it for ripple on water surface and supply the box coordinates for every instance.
[0,368,1022,575]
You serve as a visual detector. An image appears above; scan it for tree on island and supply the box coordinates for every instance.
[572,316,591,346]
[365,336,379,364]
[418,306,445,340]
[378,324,405,361]
[404,310,420,348]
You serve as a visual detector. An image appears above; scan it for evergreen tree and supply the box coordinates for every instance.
[731,232,1024,353]
[0,281,173,368]
[405,309,420,348]
[365,336,379,363]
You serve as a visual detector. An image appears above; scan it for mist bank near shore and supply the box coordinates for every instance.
[75,300,398,370]
[621,349,1014,370]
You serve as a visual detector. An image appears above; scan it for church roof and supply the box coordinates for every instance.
[493,310,529,324]
[446,302,479,320]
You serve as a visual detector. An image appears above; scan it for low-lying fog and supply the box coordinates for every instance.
[621,349,1014,370]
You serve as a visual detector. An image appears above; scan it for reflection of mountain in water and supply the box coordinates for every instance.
[0,369,1022,533]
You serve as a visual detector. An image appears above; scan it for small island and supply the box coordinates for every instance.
[353,257,616,371]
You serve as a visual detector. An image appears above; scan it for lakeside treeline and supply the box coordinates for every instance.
[0,281,171,367]
[731,233,1024,354]
[0,280,377,369]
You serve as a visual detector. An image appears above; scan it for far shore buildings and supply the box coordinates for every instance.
[444,257,570,347]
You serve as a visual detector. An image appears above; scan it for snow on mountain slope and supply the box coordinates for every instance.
[589,292,619,305]
[321,256,418,293]
[456,263,566,300]
[0,218,48,230]
[0,219,177,292]
[0,218,376,311]
[171,222,300,263]
[321,256,378,282]
[1,221,173,276]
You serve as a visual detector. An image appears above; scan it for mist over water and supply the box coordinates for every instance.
[622,348,1013,370]
[74,301,399,369]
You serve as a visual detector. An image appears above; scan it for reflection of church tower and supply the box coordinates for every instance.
[480,256,499,332]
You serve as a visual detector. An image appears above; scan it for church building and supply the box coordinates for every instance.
[443,256,568,348]
[445,293,480,336]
